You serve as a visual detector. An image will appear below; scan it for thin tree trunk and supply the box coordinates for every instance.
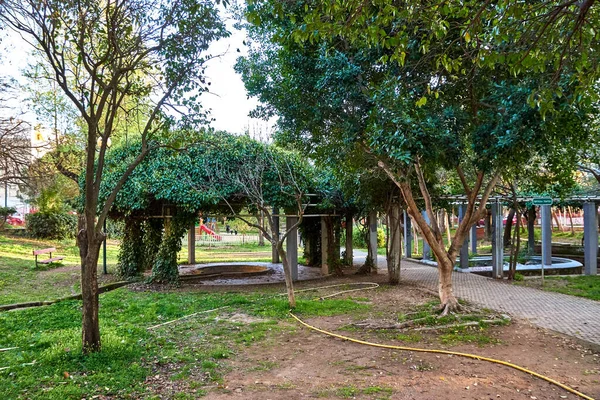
[258,211,265,246]
[444,210,452,246]
[503,208,515,247]
[484,210,492,241]
[277,243,296,308]
[567,206,575,235]
[553,208,562,231]
[78,214,102,354]
[345,213,353,266]
[386,202,402,285]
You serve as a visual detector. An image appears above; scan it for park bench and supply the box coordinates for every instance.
[33,247,64,268]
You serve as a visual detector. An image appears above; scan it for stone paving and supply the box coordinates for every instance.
[357,251,600,346]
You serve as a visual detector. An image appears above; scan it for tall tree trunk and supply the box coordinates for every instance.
[527,206,536,256]
[386,202,402,285]
[78,214,102,354]
[344,212,353,266]
[503,208,515,247]
[437,255,459,312]
[438,209,446,236]
[484,210,492,241]
[277,243,296,308]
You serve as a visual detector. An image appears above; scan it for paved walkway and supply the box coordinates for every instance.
[355,251,600,346]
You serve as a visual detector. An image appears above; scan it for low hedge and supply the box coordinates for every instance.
[26,212,77,240]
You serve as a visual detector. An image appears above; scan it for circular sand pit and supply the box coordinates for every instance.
[181,264,272,280]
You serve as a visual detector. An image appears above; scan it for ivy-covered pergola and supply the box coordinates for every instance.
[99,132,356,285]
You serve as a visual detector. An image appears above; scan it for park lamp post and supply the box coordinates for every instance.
[97,137,111,275]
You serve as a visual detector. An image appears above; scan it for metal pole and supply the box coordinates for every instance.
[583,202,598,275]
[103,219,107,275]
[403,211,412,258]
[540,204,552,285]
[369,210,378,267]
[491,199,504,279]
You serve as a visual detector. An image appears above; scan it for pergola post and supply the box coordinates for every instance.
[527,206,536,256]
[286,216,299,281]
[187,222,196,264]
[321,216,329,275]
[421,210,431,261]
[583,201,598,276]
[369,210,378,268]
[541,204,552,273]
[458,204,469,270]
[491,199,504,279]
[271,207,280,263]
[403,211,412,258]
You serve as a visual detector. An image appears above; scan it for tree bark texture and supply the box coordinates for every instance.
[503,208,515,247]
[386,202,402,285]
[78,214,102,354]
[375,158,499,314]
[345,213,353,266]
[277,243,296,308]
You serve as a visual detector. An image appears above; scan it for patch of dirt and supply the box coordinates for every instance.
[199,278,600,400]
[217,313,269,324]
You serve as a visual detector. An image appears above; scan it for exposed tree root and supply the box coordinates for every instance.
[0,281,132,312]
[438,301,467,317]
[413,319,507,332]
[353,317,429,330]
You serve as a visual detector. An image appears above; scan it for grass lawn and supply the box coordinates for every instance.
[0,287,367,399]
[516,275,600,301]
[0,233,303,305]
[0,235,121,304]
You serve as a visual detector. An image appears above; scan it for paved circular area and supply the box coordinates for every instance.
[356,251,600,346]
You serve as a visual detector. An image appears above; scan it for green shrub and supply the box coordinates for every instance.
[26,212,77,240]
[351,225,386,248]
[514,273,524,281]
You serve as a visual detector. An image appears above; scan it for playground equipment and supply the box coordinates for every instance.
[198,224,222,241]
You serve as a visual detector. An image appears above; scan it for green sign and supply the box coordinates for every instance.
[532,197,553,206]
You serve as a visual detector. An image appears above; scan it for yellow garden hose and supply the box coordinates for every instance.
[290,312,595,400]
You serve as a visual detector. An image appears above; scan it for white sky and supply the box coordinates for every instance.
[0,7,274,135]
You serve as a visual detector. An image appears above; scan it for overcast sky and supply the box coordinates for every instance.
[0,7,273,135]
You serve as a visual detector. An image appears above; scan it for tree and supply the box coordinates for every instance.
[202,136,314,308]
[290,0,600,111]
[0,0,227,353]
[238,1,589,314]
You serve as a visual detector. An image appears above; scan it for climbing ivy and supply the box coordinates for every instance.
[117,218,145,279]
[143,218,163,272]
[150,211,195,284]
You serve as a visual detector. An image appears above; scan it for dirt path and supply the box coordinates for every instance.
[206,282,600,400]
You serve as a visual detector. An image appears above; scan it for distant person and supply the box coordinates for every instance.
[234,230,238,235]
[226,224,230,233]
